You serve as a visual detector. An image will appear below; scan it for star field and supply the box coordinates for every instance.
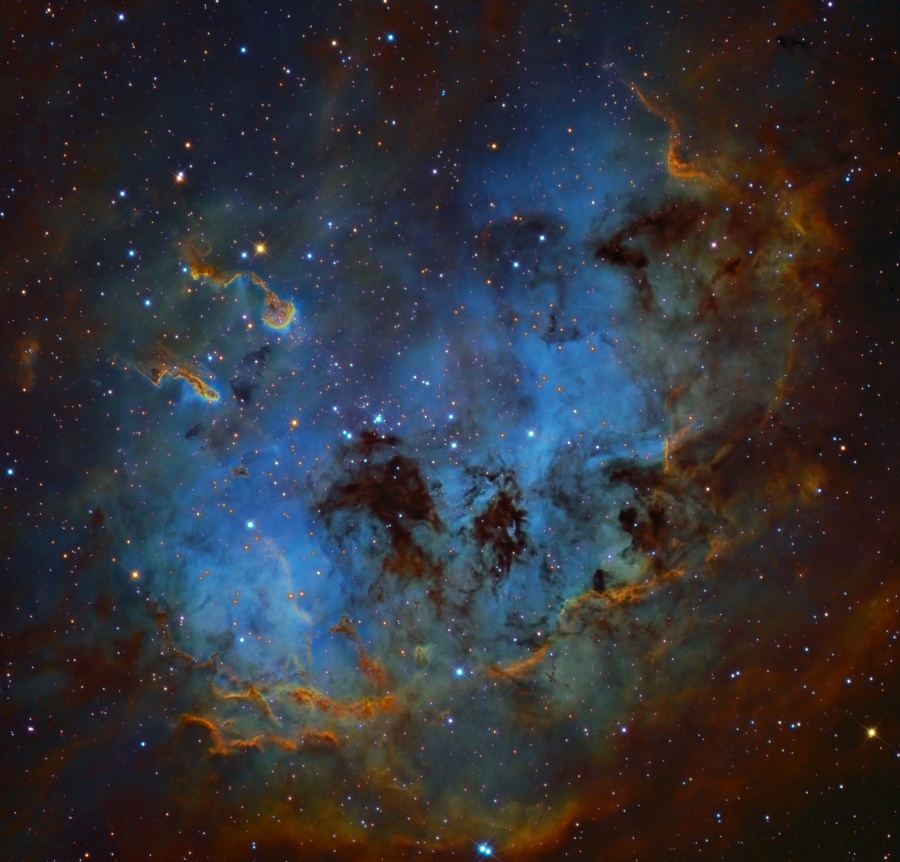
[1,2,898,861]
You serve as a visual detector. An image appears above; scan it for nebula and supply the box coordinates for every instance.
[1,1,897,860]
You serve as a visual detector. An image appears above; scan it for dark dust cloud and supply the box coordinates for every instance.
[1,1,898,860]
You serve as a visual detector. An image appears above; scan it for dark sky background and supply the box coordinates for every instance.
[2,1,898,860]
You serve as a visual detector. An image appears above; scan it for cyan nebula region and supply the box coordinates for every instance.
[2,1,898,860]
